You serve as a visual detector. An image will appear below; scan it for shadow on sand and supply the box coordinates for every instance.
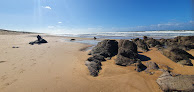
[138,54,151,61]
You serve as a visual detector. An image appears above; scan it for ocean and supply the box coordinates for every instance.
[59,30,194,46]
[57,30,194,40]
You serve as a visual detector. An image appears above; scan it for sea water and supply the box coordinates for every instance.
[58,30,194,39]
[60,30,194,46]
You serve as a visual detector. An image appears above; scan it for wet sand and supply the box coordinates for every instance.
[0,31,194,92]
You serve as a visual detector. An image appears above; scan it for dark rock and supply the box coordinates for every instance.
[175,36,194,50]
[70,39,75,41]
[145,38,162,48]
[94,37,97,40]
[161,47,194,66]
[156,71,194,92]
[87,55,106,61]
[143,36,148,40]
[132,38,140,42]
[133,39,149,52]
[29,35,48,45]
[135,61,147,72]
[115,40,138,66]
[90,39,118,58]
[159,36,194,50]
[85,61,101,77]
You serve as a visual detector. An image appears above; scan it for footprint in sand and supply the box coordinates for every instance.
[31,63,36,66]
[12,63,15,66]
[1,75,8,82]
[18,69,25,74]
[1,79,18,89]
[12,67,17,70]
[30,59,36,61]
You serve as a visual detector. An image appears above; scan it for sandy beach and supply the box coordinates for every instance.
[0,31,194,92]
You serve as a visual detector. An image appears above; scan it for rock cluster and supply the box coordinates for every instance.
[85,36,194,77]
[86,40,118,76]
[133,36,194,66]
[85,36,194,92]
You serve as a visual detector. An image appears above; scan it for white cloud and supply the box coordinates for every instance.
[42,6,52,10]
[58,22,62,24]
[48,26,55,29]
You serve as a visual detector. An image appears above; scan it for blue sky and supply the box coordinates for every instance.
[0,0,193,33]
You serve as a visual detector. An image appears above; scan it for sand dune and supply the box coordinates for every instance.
[0,32,194,92]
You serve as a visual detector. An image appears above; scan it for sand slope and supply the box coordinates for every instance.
[0,33,194,92]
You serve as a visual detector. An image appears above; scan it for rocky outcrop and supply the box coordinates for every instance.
[145,38,162,48]
[89,39,118,58]
[85,61,101,77]
[157,71,194,92]
[85,54,106,76]
[86,40,118,76]
[29,35,48,45]
[133,39,149,52]
[159,36,194,50]
[87,55,106,62]
[160,47,194,66]
[115,40,139,66]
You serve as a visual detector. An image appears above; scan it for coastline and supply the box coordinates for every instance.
[0,30,194,92]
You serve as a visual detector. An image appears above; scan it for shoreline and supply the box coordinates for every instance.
[0,30,194,92]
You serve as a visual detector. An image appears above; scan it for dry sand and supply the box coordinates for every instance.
[0,31,194,92]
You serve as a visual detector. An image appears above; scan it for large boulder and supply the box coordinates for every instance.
[89,40,118,58]
[157,71,194,92]
[115,40,139,66]
[133,39,149,52]
[161,47,194,66]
